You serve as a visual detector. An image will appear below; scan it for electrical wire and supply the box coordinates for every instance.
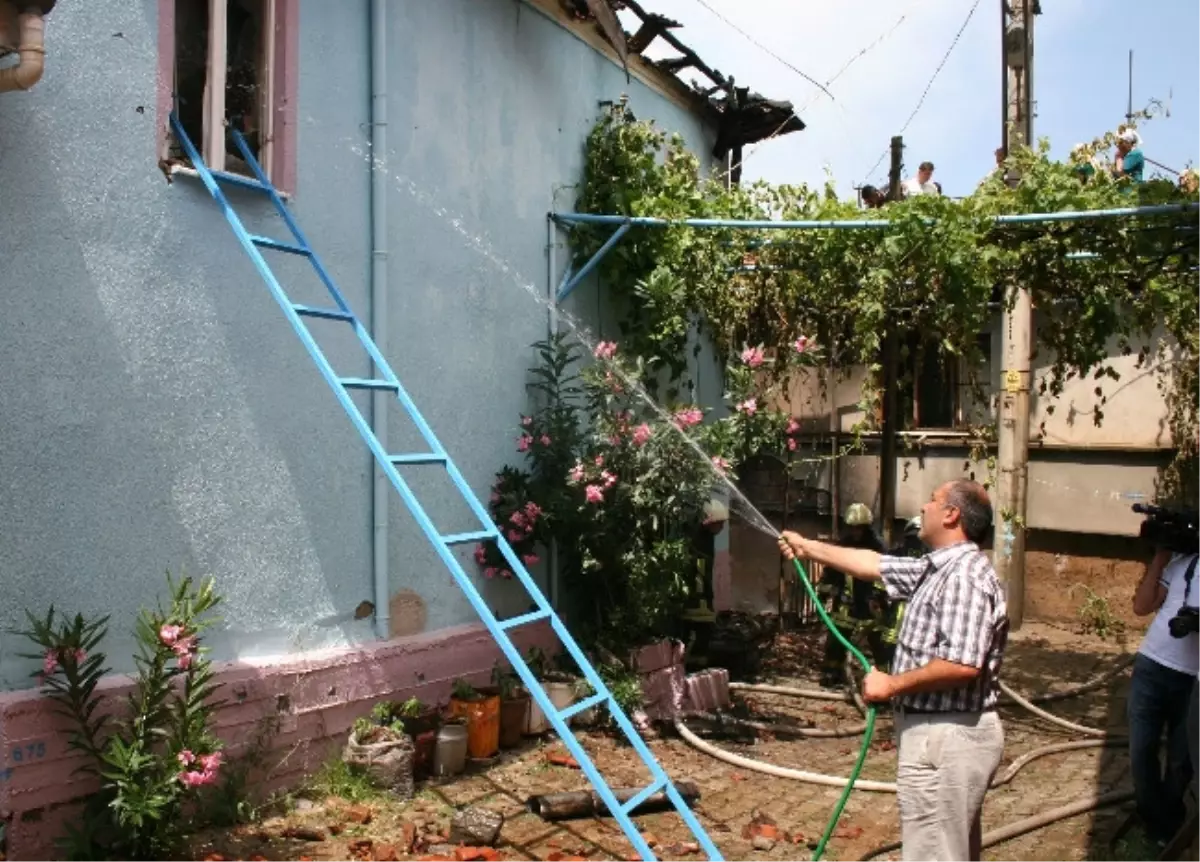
[689,0,834,102]
[729,10,914,178]
[861,0,985,184]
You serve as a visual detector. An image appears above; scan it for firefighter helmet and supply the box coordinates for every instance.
[844,503,873,527]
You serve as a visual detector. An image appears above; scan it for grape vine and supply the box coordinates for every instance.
[569,100,1199,502]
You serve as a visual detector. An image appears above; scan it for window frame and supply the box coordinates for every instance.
[158,0,298,194]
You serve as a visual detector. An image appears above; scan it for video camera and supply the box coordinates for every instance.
[1132,503,1199,556]
[1132,503,1200,639]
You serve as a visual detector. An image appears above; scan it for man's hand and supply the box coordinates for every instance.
[778,530,808,561]
[862,668,895,703]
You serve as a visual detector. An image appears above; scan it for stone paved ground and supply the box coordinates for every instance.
[186,621,1140,862]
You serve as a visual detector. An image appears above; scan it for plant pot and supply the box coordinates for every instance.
[499,691,530,748]
[524,680,577,735]
[449,693,501,759]
[403,704,441,738]
[433,723,468,777]
[403,706,441,780]
[411,729,438,780]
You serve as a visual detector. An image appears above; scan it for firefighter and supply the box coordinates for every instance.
[817,503,888,688]
[870,516,924,672]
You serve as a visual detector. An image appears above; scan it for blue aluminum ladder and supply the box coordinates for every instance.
[168,114,722,862]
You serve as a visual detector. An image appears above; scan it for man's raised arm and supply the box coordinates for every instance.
[778,531,883,581]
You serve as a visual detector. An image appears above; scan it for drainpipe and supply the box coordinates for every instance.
[369,0,390,639]
[0,7,47,93]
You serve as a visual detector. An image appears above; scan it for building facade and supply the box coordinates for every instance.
[0,0,738,853]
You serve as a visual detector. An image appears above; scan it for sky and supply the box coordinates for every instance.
[617,0,1200,198]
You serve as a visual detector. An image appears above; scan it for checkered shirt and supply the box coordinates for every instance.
[880,542,1009,712]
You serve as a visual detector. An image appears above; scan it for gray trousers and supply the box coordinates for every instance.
[894,709,1005,862]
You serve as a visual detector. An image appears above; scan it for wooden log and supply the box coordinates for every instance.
[526,781,701,821]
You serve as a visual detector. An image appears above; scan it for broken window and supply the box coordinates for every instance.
[897,332,992,430]
[171,0,276,179]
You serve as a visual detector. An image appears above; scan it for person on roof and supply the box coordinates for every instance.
[901,162,939,197]
[1070,143,1102,183]
[860,184,890,209]
[816,503,892,688]
[1113,128,1145,183]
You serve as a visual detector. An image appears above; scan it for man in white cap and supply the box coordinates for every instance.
[1113,128,1145,183]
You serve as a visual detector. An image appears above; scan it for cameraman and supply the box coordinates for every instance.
[1129,545,1198,845]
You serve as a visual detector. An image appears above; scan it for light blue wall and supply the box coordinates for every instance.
[0,0,716,689]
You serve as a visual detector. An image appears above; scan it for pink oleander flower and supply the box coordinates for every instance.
[632,423,653,446]
[483,566,498,579]
[603,371,623,393]
[498,569,513,580]
[507,530,524,543]
[523,501,542,518]
[172,635,197,671]
[474,544,488,565]
[585,485,605,504]
[510,510,526,526]
[521,415,533,427]
[737,398,758,416]
[787,437,798,451]
[42,650,59,677]
[177,749,196,766]
[540,435,552,446]
[600,470,617,489]
[159,624,183,647]
[741,346,765,368]
[517,435,532,452]
[522,554,540,566]
[674,407,703,429]
[794,335,811,354]
[594,455,605,467]
[199,751,223,773]
[593,341,618,360]
[73,648,87,665]
[568,463,585,483]
[179,768,216,787]
[711,456,731,474]
[786,417,801,435]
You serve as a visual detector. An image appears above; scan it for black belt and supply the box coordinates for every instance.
[896,704,996,715]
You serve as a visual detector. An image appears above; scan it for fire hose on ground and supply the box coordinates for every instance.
[672,556,1136,860]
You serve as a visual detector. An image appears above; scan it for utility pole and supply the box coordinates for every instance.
[996,0,1036,629]
[879,135,904,547]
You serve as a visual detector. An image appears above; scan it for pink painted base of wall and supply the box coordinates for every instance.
[0,622,554,860]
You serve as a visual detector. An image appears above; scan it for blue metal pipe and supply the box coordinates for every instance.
[551,201,1199,231]
[557,222,630,301]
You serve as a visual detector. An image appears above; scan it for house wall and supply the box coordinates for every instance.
[0,0,715,690]
[729,312,1175,622]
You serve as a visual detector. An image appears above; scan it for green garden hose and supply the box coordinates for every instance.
[790,557,878,861]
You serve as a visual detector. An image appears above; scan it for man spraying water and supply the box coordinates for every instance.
[778,479,1009,862]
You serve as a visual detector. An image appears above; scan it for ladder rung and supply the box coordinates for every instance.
[439,529,496,547]
[339,377,399,391]
[621,777,667,815]
[250,234,310,255]
[292,303,355,322]
[389,453,448,465]
[210,169,271,193]
[559,692,607,721]
[498,608,552,631]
